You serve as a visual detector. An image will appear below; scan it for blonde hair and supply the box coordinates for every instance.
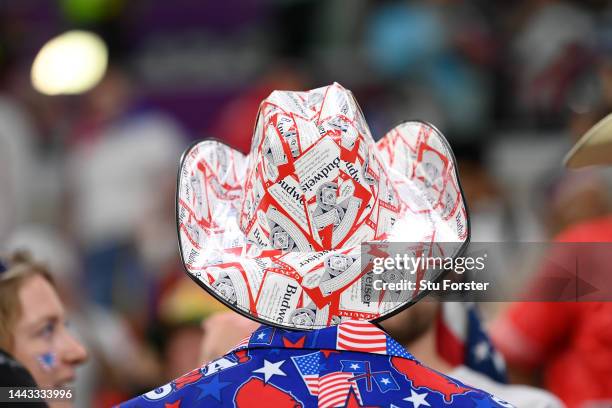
[0,251,54,351]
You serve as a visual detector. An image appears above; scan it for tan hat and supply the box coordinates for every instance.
[565,112,612,168]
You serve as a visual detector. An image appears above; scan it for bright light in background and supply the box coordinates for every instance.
[31,30,108,95]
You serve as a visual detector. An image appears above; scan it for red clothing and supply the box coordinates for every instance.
[492,215,612,408]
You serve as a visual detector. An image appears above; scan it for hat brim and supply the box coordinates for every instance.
[565,112,612,168]
[176,121,469,330]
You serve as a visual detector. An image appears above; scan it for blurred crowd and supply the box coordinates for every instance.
[1,0,612,406]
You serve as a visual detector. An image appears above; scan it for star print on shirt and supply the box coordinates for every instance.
[253,359,287,383]
[196,376,231,401]
[251,327,275,345]
[122,321,512,407]
[341,360,365,373]
[403,390,431,408]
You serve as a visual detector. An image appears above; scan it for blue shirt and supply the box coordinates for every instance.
[120,320,514,407]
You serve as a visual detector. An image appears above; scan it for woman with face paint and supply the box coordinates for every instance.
[0,252,88,407]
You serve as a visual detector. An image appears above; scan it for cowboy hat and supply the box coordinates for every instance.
[176,83,469,330]
[565,112,612,168]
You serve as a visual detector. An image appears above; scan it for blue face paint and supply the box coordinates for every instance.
[37,352,57,371]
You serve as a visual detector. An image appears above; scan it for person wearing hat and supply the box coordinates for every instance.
[121,83,511,407]
[492,112,612,408]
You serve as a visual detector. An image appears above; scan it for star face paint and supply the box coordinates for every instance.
[37,351,57,372]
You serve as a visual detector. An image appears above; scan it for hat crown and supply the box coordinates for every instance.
[238,83,400,252]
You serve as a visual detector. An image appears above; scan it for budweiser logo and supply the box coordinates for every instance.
[300,157,341,193]
[277,284,299,323]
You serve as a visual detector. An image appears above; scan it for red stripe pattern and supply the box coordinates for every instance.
[304,375,319,396]
[318,372,362,407]
[336,320,387,354]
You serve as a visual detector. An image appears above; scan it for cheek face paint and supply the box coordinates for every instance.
[37,351,57,372]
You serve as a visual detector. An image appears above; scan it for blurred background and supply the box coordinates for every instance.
[1,0,612,405]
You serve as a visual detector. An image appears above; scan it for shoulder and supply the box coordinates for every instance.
[119,348,271,407]
[449,366,564,408]
[0,349,38,388]
[389,356,516,407]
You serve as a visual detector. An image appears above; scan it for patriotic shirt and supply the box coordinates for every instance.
[120,321,513,407]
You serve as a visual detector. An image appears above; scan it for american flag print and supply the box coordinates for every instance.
[336,320,387,354]
[292,352,364,407]
[291,352,320,395]
[318,371,362,408]
[121,322,514,407]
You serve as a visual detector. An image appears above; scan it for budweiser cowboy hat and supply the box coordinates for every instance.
[177,83,469,330]
[565,112,612,168]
